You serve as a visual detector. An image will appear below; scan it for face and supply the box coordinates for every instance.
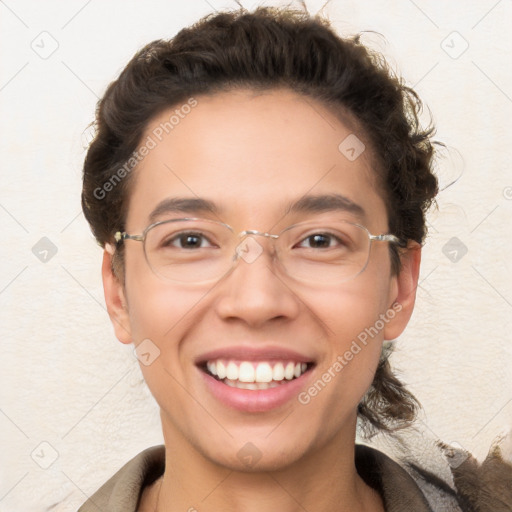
[103,88,420,472]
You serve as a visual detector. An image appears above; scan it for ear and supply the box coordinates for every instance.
[383,241,422,340]
[102,247,132,344]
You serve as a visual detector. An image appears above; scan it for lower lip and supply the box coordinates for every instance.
[199,368,312,413]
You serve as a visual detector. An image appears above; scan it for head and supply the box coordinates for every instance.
[82,7,438,469]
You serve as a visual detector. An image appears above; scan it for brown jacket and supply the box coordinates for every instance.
[77,444,454,512]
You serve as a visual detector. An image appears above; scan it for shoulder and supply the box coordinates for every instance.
[356,443,458,512]
[76,437,512,512]
[77,445,165,512]
[358,429,512,512]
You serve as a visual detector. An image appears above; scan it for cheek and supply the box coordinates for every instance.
[306,276,392,343]
[123,259,208,355]
[129,287,201,338]
[123,247,196,336]
[301,277,392,402]
[123,279,209,402]
[293,290,389,441]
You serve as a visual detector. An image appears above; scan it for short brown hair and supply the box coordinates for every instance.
[82,6,438,434]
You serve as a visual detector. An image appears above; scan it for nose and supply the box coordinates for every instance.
[213,235,301,328]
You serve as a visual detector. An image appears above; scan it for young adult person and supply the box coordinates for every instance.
[78,6,511,512]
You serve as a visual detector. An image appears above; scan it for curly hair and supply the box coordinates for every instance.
[82,6,438,434]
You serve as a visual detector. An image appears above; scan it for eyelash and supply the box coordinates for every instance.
[162,231,348,250]
[296,232,345,249]
[163,232,213,249]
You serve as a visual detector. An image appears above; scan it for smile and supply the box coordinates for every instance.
[204,360,311,390]
[195,347,316,412]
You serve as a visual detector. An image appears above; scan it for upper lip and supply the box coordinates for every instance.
[195,345,316,365]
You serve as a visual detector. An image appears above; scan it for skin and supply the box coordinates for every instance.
[102,88,421,512]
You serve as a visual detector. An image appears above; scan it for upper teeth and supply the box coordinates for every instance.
[206,360,308,383]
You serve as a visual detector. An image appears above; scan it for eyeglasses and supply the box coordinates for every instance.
[114,217,401,284]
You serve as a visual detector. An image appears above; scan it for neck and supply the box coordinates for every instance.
[144,422,384,512]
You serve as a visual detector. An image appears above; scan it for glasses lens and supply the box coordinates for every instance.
[278,219,371,283]
[144,219,234,282]
[142,218,372,284]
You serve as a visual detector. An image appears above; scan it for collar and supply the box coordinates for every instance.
[78,444,432,512]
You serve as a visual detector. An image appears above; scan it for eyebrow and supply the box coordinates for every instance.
[148,197,219,224]
[148,193,366,224]
[284,193,366,220]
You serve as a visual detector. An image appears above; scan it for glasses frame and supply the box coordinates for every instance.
[114,217,402,283]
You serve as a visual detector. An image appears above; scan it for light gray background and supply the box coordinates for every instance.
[1,1,511,510]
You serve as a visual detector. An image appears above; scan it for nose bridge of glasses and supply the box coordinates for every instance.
[238,229,279,240]
[233,229,280,265]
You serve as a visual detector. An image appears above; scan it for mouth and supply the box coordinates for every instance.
[200,359,315,390]
[195,347,317,412]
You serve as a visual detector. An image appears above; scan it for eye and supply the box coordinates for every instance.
[296,232,343,249]
[164,231,213,249]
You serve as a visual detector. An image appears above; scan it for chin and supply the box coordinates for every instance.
[206,444,308,474]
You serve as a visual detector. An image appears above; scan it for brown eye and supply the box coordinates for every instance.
[163,232,211,249]
[297,233,341,249]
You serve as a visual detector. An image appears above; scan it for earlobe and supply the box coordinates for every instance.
[383,242,422,340]
[101,249,132,344]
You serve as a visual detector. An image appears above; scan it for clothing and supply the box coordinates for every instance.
[77,444,454,512]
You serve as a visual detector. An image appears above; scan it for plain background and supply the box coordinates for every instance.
[1,0,511,510]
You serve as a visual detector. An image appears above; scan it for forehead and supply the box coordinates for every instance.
[125,88,387,231]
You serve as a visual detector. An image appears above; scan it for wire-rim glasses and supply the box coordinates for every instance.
[114,217,401,284]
